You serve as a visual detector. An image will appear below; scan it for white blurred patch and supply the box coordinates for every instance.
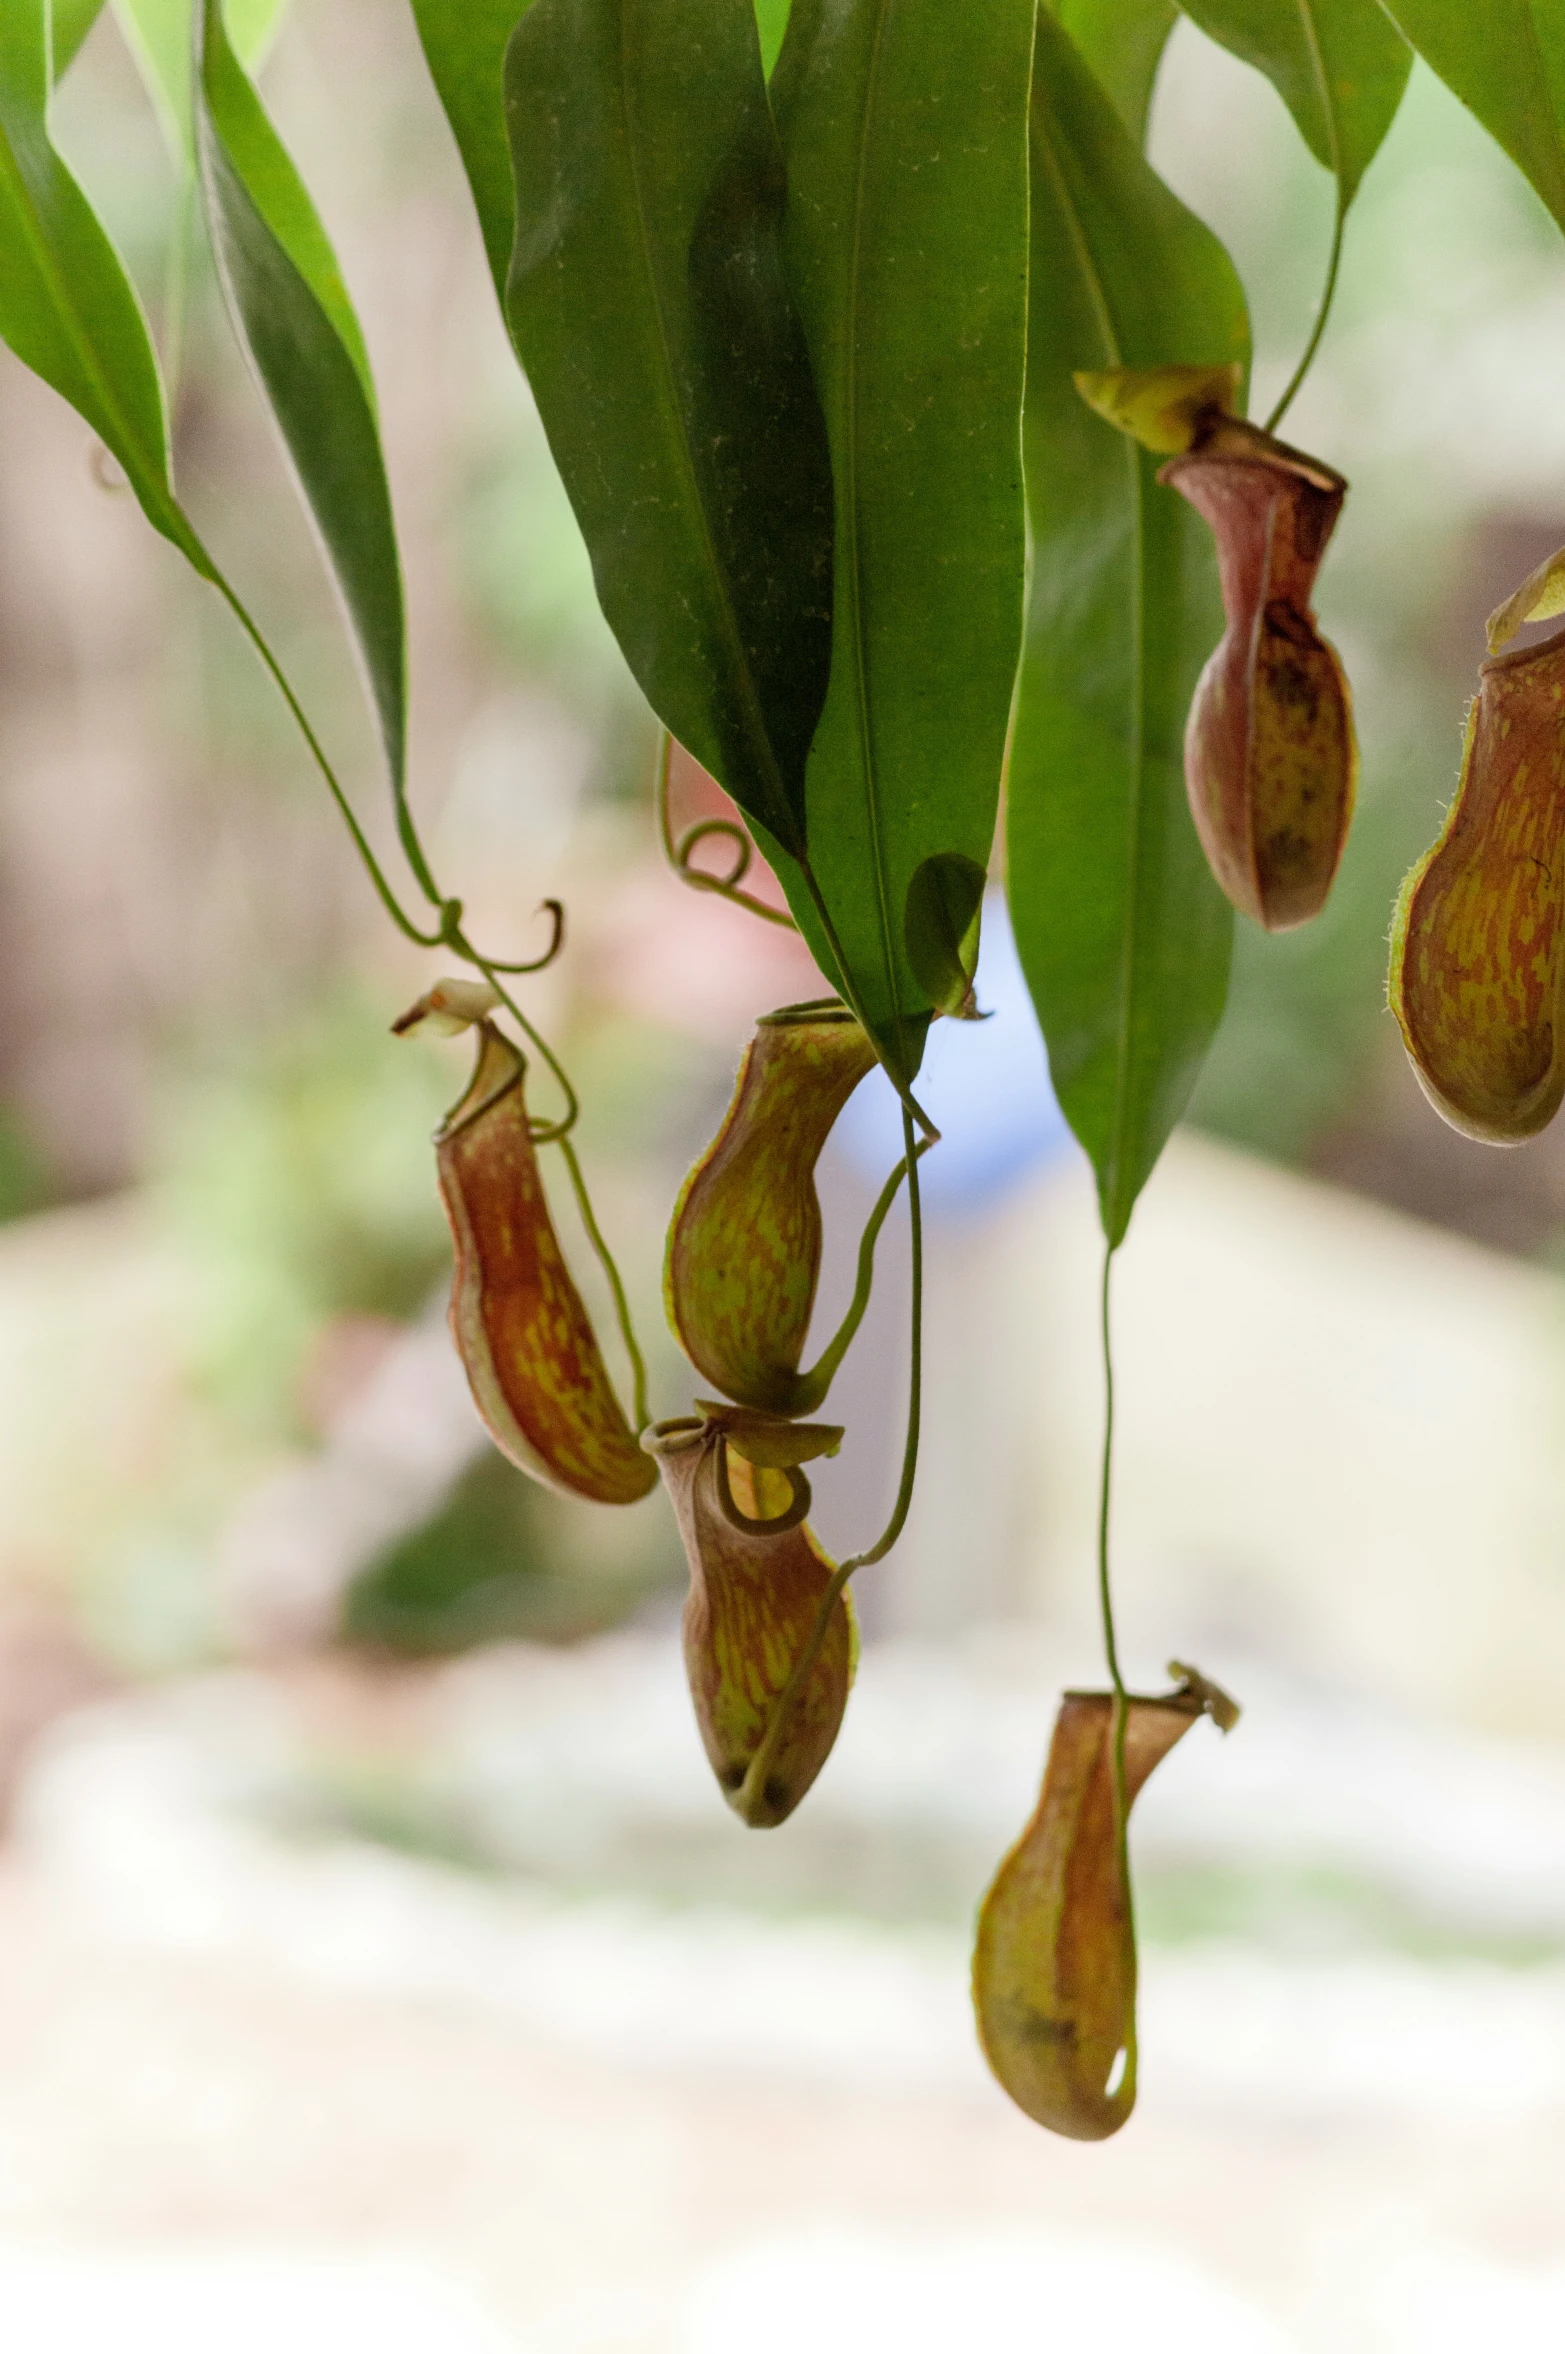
[0,2245,518,2354]
[684,2227,1291,2354]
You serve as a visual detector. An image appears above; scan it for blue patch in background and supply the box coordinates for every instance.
[829,900,1080,1222]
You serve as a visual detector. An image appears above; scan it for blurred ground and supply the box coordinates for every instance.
[4,1638,1565,2352]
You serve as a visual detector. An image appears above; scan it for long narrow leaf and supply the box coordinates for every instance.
[195,0,409,811]
[770,0,1035,1083]
[114,0,289,168]
[1009,11,1249,1244]
[409,0,532,304]
[0,0,208,568]
[504,0,833,864]
[1378,0,1565,234]
[1181,0,1411,209]
[1050,0,1175,144]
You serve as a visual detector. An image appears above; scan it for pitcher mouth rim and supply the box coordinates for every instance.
[1481,616,1565,677]
[756,996,854,1028]
[640,1415,706,1456]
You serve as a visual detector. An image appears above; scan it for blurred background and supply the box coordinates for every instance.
[3,5,1565,2348]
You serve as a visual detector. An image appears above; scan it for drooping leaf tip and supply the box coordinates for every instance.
[905,852,987,1019]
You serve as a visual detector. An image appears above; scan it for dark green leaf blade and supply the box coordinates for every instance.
[1049,0,1175,144]
[0,0,206,566]
[1181,0,1411,206]
[1378,0,1565,233]
[1010,11,1249,1244]
[410,0,532,303]
[504,0,833,861]
[770,0,1035,1083]
[196,0,408,803]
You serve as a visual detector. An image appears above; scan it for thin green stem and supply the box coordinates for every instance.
[210,559,648,1431]
[211,576,442,948]
[451,928,649,1433]
[451,929,580,1141]
[735,1107,926,1819]
[222,581,573,994]
[846,1105,925,1571]
[1098,1239,1137,2109]
[1265,193,1344,434]
[651,736,937,1141]
[655,731,798,930]
[162,171,194,424]
[1097,1242,1123,1700]
[798,1136,930,1409]
[480,899,566,976]
[393,792,442,909]
[799,864,939,1144]
[557,1132,650,1434]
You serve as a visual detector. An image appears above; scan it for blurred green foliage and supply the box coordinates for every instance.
[152,987,452,1439]
[1188,717,1450,1160]
[344,1443,671,1654]
[0,1104,58,1223]
[452,403,624,703]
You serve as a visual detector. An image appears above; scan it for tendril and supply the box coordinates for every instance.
[1266,190,1344,435]
[656,730,799,930]
[1098,1241,1136,2109]
[557,1131,651,1434]
[479,898,567,975]
[207,567,647,1395]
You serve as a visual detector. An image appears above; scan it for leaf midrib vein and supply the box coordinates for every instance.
[1295,0,1342,191]
[1034,107,1142,1237]
[616,0,793,843]
[838,0,903,1065]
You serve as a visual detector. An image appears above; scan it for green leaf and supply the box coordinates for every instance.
[753,0,790,75]
[410,0,533,303]
[195,0,409,809]
[904,855,986,1021]
[770,0,1035,1084]
[1009,10,1249,1245]
[504,0,833,862]
[0,0,208,567]
[1378,0,1565,233]
[114,0,289,169]
[1048,0,1175,143]
[1181,0,1411,207]
[52,0,106,75]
